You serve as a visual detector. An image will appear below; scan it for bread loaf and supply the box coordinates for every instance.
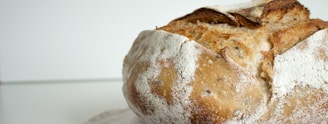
[122,0,328,123]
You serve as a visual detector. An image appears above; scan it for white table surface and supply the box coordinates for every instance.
[0,80,128,124]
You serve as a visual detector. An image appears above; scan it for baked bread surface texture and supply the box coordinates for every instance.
[123,0,328,123]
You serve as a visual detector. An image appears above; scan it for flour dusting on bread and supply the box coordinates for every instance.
[123,0,328,123]
[123,30,201,123]
[273,28,328,98]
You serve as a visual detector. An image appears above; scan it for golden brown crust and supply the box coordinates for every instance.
[261,0,309,22]
[175,8,237,26]
[158,1,328,88]
[271,19,328,54]
[174,8,263,28]
[124,0,328,123]
[188,51,264,123]
[172,0,310,29]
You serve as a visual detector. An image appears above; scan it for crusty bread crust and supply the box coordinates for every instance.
[159,0,328,85]
[123,0,328,123]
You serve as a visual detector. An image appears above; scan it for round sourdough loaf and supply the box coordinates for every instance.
[122,0,328,123]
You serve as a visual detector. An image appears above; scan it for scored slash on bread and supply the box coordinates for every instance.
[159,0,328,82]
[123,0,328,123]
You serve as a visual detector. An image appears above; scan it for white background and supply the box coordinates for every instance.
[0,0,328,124]
[1,0,327,83]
